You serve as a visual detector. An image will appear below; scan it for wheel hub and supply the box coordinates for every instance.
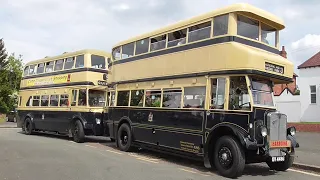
[218,147,233,168]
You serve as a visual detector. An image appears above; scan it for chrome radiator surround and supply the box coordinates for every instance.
[266,111,287,157]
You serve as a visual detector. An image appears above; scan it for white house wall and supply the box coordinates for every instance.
[274,91,301,122]
[298,67,320,122]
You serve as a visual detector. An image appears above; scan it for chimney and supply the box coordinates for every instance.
[280,46,287,58]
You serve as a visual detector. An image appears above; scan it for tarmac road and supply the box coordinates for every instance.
[0,128,319,180]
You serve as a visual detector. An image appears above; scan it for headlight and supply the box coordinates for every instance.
[288,126,296,136]
[261,126,267,137]
[95,118,101,124]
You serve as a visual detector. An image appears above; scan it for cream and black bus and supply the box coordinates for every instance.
[106,3,299,178]
[17,49,111,143]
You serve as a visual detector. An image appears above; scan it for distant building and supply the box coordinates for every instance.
[297,51,320,122]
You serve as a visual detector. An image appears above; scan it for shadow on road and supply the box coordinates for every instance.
[17,130,278,177]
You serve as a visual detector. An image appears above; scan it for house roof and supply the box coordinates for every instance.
[298,51,320,69]
[274,87,295,96]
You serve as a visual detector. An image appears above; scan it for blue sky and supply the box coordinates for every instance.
[1,0,320,74]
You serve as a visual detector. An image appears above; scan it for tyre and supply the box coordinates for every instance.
[72,120,85,143]
[213,136,245,178]
[110,138,116,142]
[24,118,33,135]
[117,123,133,151]
[266,148,294,171]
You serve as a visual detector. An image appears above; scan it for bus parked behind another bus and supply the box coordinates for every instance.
[17,49,111,143]
[106,3,299,178]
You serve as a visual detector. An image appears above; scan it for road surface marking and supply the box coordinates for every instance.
[128,153,159,161]
[85,145,97,148]
[105,149,123,155]
[288,169,320,177]
[136,157,159,164]
[179,168,210,177]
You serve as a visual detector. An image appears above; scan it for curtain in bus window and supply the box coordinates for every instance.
[75,55,84,68]
[91,55,105,69]
[183,87,206,108]
[64,57,75,69]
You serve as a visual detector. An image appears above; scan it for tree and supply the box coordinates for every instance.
[0,52,23,113]
[0,39,8,70]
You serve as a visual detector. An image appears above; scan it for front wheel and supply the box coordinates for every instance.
[72,120,85,143]
[213,136,245,178]
[266,149,294,171]
[24,118,33,135]
[117,123,133,152]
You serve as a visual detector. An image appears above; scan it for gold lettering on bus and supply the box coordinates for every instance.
[26,74,71,87]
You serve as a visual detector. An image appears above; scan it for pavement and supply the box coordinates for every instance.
[0,122,17,128]
[0,128,320,180]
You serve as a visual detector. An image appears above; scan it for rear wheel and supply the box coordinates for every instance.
[213,136,245,178]
[72,120,85,143]
[266,148,294,171]
[24,118,33,135]
[117,123,133,151]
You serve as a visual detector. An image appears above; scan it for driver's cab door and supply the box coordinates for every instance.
[105,90,116,138]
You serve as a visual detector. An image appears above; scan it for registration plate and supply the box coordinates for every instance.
[269,140,291,148]
[272,156,285,162]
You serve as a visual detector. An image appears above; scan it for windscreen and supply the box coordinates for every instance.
[250,77,274,107]
[89,89,106,107]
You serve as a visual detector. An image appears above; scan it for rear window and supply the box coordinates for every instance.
[91,55,105,69]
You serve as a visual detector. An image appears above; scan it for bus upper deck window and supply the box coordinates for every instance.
[64,57,75,69]
[29,65,36,75]
[91,55,105,69]
[167,29,187,48]
[135,38,149,55]
[188,21,211,43]
[75,55,84,68]
[37,63,45,74]
[237,14,259,41]
[261,23,276,47]
[150,35,166,52]
[54,59,64,71]
[45,61,54,73]
[122,43,134,59]
[213,14,229,36]
[23,66,29,76]
[112,47,121,60]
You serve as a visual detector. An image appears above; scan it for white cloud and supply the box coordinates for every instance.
[291,34,320,50]
[111,3,130,11]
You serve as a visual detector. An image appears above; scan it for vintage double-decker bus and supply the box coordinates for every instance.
[105,3,299,178]
[17,49,111,143]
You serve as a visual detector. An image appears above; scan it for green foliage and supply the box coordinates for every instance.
[294,89,300,95]
[0,39,23,113]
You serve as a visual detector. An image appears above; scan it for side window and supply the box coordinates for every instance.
[145,89,161,107]
[183,87,206,108]
[310,85,317,104]
[91,55,105,69]
[32,96,40,106]
[37,63,45,74]
[213,14,229,36]
[19,96,22,107]
[122,43,134,59]
[26,96,32,106]
[71,90,78,106]
[237,14,259,40]
[64,57,75,69]
[54,59,64,71]
[23,66,29,76]
[78,89,87,106]
[150,35,166,52]
[135,38,149,55]
[130,90,144,107]
[45,61,54,72]
[29,65,37,75]
[112,47,121,60]
[168,29,187,47]
[261,23,276,47]
[41,95,49,106]
[162,89,182,108]
[210,78,226,109]
[229,76,250,110]
[109,91,115,106]
[117,91,129,106]
[75,55,84,68]
[50,95,59,106]
[60,94,69,107]
[188,21,211,43]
